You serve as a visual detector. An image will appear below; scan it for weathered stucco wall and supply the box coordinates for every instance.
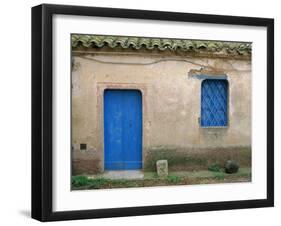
[72,50,251,174]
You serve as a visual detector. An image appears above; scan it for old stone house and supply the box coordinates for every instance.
[71,35,251,175]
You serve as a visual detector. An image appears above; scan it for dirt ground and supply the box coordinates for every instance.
[72,167,251,190]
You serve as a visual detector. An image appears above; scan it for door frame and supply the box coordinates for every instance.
[96,82,148,172]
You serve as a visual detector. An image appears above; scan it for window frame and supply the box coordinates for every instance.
[200,78,229,128]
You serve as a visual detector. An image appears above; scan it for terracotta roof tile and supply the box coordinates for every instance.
[72,34,251,56]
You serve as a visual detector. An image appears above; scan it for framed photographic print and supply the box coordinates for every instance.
[31,4,274,221]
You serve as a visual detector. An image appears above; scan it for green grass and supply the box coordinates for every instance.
[71,175,91,187]
[213,172,225,180]
[170,167,251,179]
[71,176,139,189]
[72,167,251,190]
[208,163,222,172]
[166,175,181,183]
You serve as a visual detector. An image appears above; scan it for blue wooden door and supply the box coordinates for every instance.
[104,90,142,170]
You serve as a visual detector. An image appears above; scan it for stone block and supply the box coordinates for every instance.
[156,160,168,177]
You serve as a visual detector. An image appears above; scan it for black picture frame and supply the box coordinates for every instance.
[31,4,274,222]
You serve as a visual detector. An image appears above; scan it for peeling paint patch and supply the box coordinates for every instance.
[197,74,227,80]
[189,73,227,80]
[188,67,228,79]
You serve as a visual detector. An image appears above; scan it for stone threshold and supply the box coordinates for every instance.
[101,170,144,180]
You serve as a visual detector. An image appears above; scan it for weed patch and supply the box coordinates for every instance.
[166,175,181,183]
[213,172,225,180]
[71,175,91,187]
[208,163,222,172]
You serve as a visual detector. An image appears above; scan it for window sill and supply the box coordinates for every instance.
[200,126,228,129]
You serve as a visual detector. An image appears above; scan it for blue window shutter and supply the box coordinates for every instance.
[201,79,228,127]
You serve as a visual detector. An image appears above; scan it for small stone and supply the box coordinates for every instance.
[224,160,239,174]
[156,160,168,177]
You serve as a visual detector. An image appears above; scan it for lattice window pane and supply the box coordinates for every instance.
[201,79,228,127]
